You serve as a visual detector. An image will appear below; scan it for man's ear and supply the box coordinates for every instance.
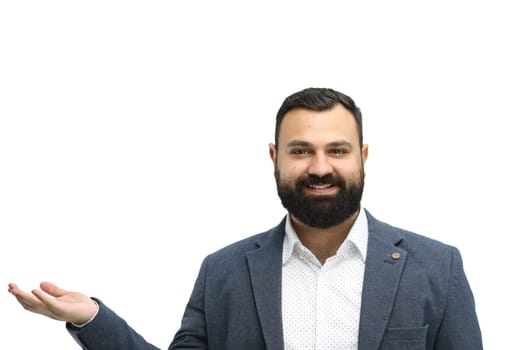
[269,143,278,167]
[362,143,369,163]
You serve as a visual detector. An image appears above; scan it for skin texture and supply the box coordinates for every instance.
[270,103,368,263]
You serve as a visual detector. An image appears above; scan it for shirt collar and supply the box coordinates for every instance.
[282,208,369,265]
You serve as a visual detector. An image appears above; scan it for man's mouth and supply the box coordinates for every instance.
[307,183,334,189]
[304,183,338,196]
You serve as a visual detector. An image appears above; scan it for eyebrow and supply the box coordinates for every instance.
[285,140,353,149]
[285,140,312,149]
[326,140,353,149]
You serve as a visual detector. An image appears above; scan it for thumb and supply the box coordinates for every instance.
[39,281,69,297]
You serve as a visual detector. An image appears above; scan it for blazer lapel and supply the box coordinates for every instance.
[246,220,286,350]
[358,213,407,350]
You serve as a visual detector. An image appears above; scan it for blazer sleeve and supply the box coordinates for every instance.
[66,299,160,350]
[66,257,210,350]
[434,247,483,349]
[169,256,209,349]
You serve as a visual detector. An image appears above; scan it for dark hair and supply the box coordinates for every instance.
[274,87,363,148]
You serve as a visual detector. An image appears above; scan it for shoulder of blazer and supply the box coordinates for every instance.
[365,209,456,262]
[204,217,287,263]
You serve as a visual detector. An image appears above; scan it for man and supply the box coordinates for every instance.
[8,87,483,349]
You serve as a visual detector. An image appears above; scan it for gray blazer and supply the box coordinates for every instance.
[68,211,483,349]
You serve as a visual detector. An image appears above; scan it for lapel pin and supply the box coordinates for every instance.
[391,252,401,260]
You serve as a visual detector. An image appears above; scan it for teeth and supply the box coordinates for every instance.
[309,184,332,189]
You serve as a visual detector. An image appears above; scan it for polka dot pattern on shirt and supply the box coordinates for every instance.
[282,211,369,350]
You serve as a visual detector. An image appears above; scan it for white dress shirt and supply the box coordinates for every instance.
[282,209,369,350]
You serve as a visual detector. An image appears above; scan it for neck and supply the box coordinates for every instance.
[290,210,360,264]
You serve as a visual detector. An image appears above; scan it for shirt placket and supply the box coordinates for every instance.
[316,261,332,350]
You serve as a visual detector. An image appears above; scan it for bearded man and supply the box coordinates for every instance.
[9,87,483,349]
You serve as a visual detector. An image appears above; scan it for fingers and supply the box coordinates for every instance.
[7,283,17,295]
[8,282,58,306]
[8,282,22,294]
[8,283,36,302]
[31,288,54,304]
[8,283,48,314]
[39,281,68,298]
[8,282,62,320]
[31,288,65,321]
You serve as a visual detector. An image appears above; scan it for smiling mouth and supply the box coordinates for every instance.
[308,184,334,189]
[304,183,339,196]
[300,174,339,194]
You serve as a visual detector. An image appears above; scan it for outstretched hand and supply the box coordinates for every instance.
[8,282,99,325]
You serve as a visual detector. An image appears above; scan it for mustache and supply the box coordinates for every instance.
[296,174,343,187]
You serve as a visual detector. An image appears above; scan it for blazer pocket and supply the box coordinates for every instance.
[380,324,429,350]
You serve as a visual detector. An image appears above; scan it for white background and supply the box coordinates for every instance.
[1,1,523,348]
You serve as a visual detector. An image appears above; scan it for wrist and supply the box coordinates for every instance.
[71,299,99,327]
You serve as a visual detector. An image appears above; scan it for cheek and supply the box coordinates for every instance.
[335,162,362,178]
[284,164,306,179]
[278,157,302,174]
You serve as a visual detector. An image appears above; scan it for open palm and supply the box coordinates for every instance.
[8,281,98,325]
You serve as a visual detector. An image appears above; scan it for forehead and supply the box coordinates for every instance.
[278,104,359,146]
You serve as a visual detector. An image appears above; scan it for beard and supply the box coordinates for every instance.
[275,168,364,229]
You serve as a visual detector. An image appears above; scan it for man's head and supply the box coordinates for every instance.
[274,88,363,149]
[270,88,368,229]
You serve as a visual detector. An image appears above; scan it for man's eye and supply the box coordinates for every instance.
[291,149,309,155]
[330,149,347,155]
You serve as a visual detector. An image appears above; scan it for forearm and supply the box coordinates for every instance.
[67,298,161,350]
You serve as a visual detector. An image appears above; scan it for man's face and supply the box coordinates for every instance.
[270,104,368,229]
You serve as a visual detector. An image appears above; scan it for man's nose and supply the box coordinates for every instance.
[308,153,333,177]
